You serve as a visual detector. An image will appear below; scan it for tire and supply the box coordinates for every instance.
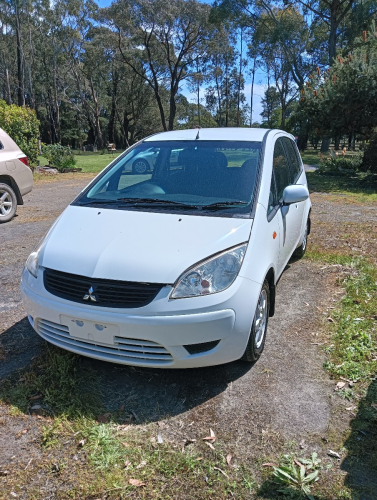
[292,219,309,260]
[132,159,149,175]
[0,183,17,223]
[241,280,270,362]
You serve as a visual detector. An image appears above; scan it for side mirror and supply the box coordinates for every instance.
[282,184,309,205]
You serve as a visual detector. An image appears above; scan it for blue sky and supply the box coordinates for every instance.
[96,0,265,121]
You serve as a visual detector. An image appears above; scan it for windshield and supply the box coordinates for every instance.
[74,140,262,216]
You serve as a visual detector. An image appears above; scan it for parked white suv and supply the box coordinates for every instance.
[21,128,311,368]
[0,128,33,223]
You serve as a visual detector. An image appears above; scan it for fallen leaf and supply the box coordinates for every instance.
[345,406,356,411]
[304,302,309,306]
[196,457,203,461]
[328,450,341,459]
[157,434,163,444]
[327,317,334,323]
[214,467,229,478]
[124,459,131,470]
[136,460,147,469]
[294,459,304,468]
[210,428,216,438]
[21,429,28,435]
[18,377,26,383]
[262,463,276,467]
[205,442,215,450]
[78,439,86,447]
[129,479,145,487]
[0,470,10,476]
[226,454,232,466]
[30,394,41,400]
[335,381,346,390]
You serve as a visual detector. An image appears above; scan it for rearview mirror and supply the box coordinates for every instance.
[282,184,309,205]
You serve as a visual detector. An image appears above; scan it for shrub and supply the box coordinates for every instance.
[361,132,377,173]
[42,144,76,172]
[0,100,40,164]
[318,154,363,176]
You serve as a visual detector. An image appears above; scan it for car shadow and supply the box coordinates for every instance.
[0,316,253,424]
[341,378,377,500]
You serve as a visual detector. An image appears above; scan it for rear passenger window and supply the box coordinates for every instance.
[282,137,301,183]
[273,139,290,201]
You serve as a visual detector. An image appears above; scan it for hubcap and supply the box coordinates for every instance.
[254,289,268,348]
[134,161,147,173]
[0,190,12,217]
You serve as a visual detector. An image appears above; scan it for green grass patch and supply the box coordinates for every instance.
[306,171,377,202]
[38,151,121,174]
[300,150,322,165]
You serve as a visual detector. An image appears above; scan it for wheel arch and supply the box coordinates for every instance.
[0,175,23,205]
[265,267,276,317]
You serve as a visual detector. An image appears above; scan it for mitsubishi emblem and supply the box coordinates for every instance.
[83,286,97,302]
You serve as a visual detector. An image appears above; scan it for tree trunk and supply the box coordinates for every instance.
[321,137,331,153]
[108,74,118,144]
[5,68,12,105]
[15,7,25,106]
[250,59,255,127]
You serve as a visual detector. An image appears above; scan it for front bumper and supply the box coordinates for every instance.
[21,268,261,368]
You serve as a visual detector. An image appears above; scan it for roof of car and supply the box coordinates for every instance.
[144,127,271,142]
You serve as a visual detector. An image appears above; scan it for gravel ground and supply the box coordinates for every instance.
[0,174,376,498]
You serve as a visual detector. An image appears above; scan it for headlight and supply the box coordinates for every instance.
[171,243,247,299]
[25,248,41,278]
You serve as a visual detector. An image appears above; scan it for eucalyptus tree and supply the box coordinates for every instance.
[104,0,212,131]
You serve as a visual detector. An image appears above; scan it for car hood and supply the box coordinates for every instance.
[41,205,253,284]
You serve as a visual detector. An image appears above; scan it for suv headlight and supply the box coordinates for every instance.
[25,247,41,278]
[170,243,247,299]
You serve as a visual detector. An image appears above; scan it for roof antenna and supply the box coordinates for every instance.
[195,127,200,140]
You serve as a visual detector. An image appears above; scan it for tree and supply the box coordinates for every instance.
[106,0,212,131]
[299,26,377,148]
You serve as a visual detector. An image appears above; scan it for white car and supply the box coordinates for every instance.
[0,128,33,223]
[21,128,311,368]
[125,147,182,174]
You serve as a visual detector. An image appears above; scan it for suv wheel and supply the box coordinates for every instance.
[241,280,270,362]
[132,159,149,174]
[0,183,17,223]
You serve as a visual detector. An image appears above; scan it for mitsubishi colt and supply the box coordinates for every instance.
[21,128,311,368]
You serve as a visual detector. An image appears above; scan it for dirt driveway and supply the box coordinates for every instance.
[0,175,376,498]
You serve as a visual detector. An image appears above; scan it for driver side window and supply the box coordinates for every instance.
[273,138,290,201]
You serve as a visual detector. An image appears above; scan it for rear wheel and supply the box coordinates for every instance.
[0,183,17,223]
[241,280,270,362]
[132,159,149,175]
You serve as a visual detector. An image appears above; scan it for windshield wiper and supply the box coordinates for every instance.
[116,198,200,209]
[79,198,200,210]
[201,201,249,211]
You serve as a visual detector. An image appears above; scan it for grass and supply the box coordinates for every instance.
[300,151,322,165]
[38,151,121,174]
[306,171,377,202]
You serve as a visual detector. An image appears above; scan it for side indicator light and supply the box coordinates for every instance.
[273,231,277,239]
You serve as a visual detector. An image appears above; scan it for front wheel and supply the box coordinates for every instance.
[241,280,270,362]
[0,183,17,223]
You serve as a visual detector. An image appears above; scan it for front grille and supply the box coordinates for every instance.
[44,268,164,308]
[36,319,173,365]
[184,340,220,355]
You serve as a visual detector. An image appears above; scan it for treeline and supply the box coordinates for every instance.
[0,0,376,152]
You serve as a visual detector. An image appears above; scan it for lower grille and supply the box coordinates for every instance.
[184,340,220,355]
[43,268,164,308]
[36,318,173,365]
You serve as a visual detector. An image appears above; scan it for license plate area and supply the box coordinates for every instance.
[60,315,119,344]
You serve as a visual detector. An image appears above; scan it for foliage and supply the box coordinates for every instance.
[272,454,321,499]
[318,153,363,175]
[361,130,377,173]
[0,100,40,164]
[41,144,77,172]
[299,25,377,140]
